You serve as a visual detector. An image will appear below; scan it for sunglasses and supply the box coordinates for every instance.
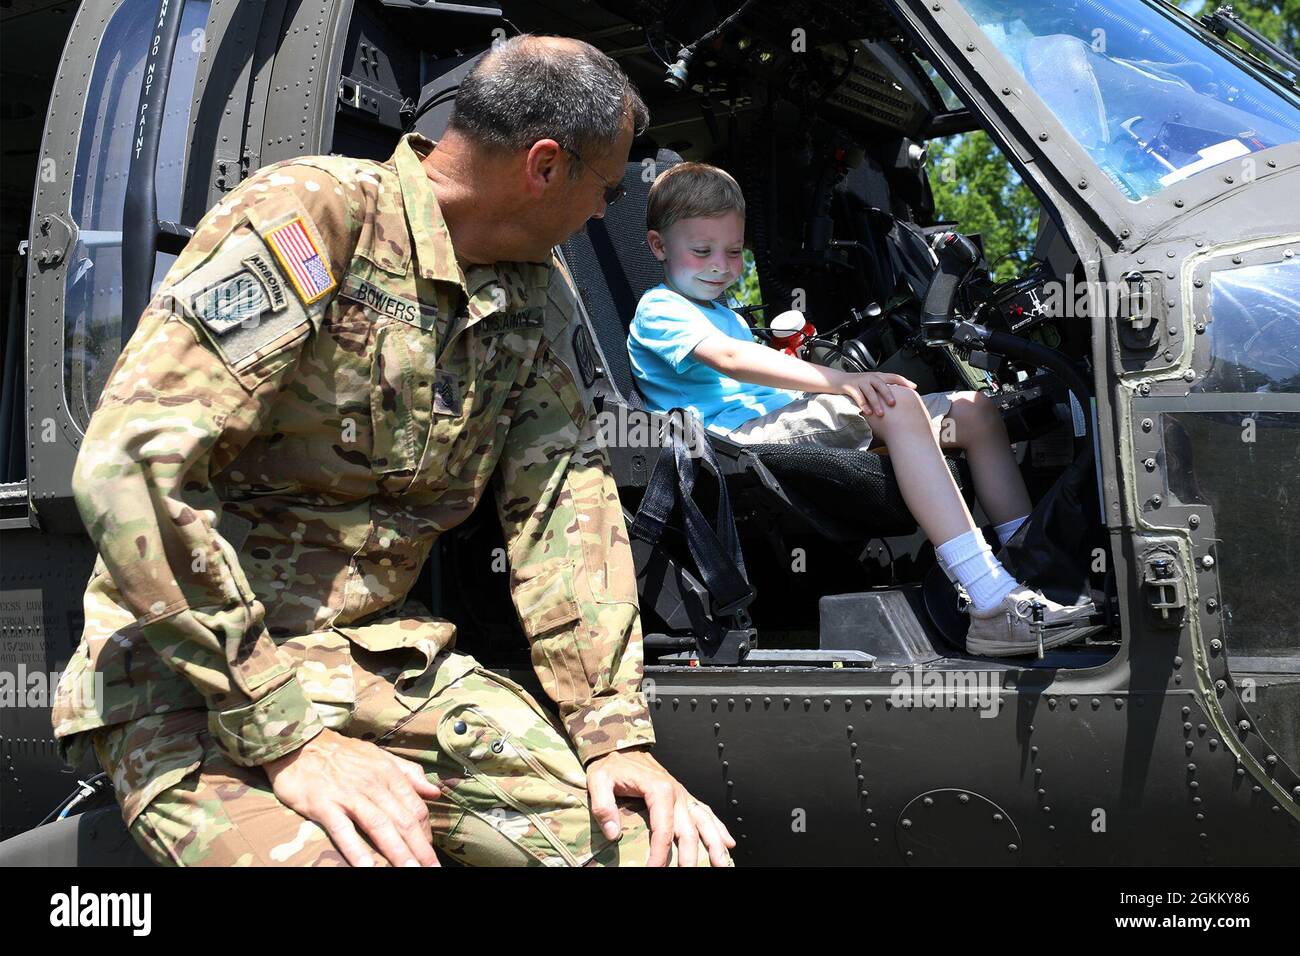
[562,144,627,206]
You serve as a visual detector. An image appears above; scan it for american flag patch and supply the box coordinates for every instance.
[265,216,336,304]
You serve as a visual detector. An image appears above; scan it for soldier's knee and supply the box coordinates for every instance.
[128,756,348,866]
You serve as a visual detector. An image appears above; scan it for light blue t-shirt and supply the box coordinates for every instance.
[627,283,798,433]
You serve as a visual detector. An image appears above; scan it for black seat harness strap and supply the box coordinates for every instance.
[629,413,755,619]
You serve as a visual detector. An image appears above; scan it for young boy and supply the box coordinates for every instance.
[627,162,1098,657]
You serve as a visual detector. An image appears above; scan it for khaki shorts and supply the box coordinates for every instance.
[728,390,958,451]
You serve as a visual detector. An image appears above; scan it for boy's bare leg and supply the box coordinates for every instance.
[869,388,1097,653]
[868,387,979,545]
[938,391,1032,526]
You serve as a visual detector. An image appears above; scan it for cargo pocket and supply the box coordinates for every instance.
[413,328,534,485]
[512,558,582,638]
[279,629,356,730]
[469,668,589,791]
[435,675,591,866]
[91,710,209,828]
[369,321,436,491]
[165,211,317,392]
[333,615,461,712]
[510,558,600,697]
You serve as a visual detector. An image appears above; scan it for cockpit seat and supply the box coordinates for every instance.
[559,147,973,545]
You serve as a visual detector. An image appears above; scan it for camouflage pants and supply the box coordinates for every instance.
[92,646,718,867]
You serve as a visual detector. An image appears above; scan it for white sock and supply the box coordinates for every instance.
[993,514,1029,547]
[935,528,1020,612]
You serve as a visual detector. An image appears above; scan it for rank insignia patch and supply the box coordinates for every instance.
[265,216,336,304]
[432,369,460,416]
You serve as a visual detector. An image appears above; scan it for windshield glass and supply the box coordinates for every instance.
[957,0,1300,201]
[1195,259,1300,393]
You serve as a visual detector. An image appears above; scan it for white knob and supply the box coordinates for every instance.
[770,310,806,333]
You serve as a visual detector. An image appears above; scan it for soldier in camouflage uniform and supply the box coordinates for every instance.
[51,35,734,867]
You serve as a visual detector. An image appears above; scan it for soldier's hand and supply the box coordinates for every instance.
[264,728,443,867]
[586,748,735,867]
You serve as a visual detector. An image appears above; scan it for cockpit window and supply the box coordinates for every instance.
[731,249,762,311]
[917,56,966,112]
[63,0,211,429]
[1161,406,1300,659]
[1195,259,1300,394]
[1162,248,1300,661]
[957,0,1300,201]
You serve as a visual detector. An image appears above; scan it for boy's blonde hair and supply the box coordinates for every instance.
[646,162,746,233]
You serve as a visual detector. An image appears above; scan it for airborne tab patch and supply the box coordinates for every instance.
[265,216,336,304]
[242,253,289,313]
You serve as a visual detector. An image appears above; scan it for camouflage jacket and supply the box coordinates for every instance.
[53,133,653,780]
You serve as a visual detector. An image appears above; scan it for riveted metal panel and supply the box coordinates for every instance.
[255,0,352,164]
[0,528,98,838]
[646,667,1300,864]
[182,0,271,217]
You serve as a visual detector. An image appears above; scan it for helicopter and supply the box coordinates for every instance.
[0,0,1297,865]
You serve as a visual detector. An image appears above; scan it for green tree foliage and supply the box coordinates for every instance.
[731,248,762,311]
[928,131,1039,283]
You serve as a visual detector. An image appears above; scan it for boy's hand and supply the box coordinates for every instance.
[691,334,916,412]
[838,372,917,417]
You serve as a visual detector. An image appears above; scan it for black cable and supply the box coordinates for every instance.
[404,88,459,133]
[983,330,1094,465]
[664,0,760,89]
[686,0,759,53]
[804,336,869,373]
[37,791,79,828]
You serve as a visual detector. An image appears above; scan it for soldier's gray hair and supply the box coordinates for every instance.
[447,34,648,175]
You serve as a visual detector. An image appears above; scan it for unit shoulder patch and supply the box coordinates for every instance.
[169,229,315,374]
[193,271,270,336]
[185,258,312,372]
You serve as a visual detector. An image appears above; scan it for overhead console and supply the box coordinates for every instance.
[595,0,942,140]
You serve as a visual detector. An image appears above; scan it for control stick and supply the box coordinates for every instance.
[920,231,982,342]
